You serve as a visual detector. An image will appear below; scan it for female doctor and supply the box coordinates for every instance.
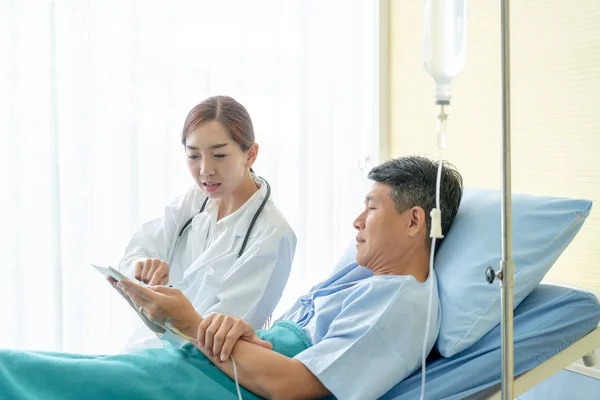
[118,95,296,349]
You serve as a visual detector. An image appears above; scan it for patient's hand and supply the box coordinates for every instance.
[118,279,202,339]
[134,258,169,286]
[197,313,273,362]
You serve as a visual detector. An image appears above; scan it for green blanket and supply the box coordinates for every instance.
[0,321,312,400]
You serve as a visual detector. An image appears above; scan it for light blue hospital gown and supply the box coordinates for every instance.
[279,262,441,400]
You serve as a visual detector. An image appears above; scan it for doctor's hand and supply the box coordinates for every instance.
[197,313,273,362]
[118,279,202,339]
[107,276,166,335]
[135,258,169,286]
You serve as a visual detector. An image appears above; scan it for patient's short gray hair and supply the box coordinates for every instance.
[367,155,463,250]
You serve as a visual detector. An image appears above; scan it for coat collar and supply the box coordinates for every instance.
[202,174,270,238]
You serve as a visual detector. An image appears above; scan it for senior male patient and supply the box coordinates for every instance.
[0,156,463,400]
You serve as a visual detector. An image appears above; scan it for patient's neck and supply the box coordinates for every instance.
[371,247,430,282]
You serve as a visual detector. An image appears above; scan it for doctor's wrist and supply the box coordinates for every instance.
[180,314,203,341]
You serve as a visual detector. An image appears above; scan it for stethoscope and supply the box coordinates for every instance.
[168,178,271,265]
[164,178,270,400]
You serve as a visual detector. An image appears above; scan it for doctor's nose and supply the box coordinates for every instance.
[200,158,216,176]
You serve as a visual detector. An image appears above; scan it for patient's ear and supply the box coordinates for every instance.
[406,206,426,238]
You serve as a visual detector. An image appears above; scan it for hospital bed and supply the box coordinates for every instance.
[327,185,595,399]
[380,283,600,399]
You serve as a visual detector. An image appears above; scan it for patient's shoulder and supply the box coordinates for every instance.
[341,275,409,305]
[343,274,437,318]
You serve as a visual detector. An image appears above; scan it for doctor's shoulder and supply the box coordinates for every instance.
[259,199,297,242]
[242,199,297,266]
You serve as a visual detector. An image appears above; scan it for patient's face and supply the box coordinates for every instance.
[353,182,413,271]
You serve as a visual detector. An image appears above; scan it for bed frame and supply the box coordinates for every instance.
[470,325,600,399]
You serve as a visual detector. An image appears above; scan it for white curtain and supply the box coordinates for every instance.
[0,0,378,354]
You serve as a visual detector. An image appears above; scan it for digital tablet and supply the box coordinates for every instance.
[92,264,128,282]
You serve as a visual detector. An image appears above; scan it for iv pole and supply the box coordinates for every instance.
[499,0,514,398]
[484,0,514,398]
[423,1,514,396]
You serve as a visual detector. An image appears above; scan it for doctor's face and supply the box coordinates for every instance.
[353,182,415,271]
[185,120,255,199]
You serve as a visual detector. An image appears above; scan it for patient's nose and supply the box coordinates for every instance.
[353,211,366,230]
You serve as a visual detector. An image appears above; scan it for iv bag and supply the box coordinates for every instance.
[423,0,468,105]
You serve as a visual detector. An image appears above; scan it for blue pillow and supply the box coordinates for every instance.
[434,187,592,356]
[331,187,592,358]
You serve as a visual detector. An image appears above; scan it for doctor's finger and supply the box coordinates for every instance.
[141,260,155,283]
[147,270,161,286]
[111,286,136,310]
[212,317,235,359]
[152,286,183,297]
[107,277,135,304]
[112,282,134,303]
[245,332,273,351]
[119,283,146,303]
[158,275,169,286]
[125,291,167,323]
[196,313,217,347]
[203,321,221,357]
[118,280,163,303]
[121,289,149,312]
[143,259,160,283]
[219,323,247,362]
[196,313,218,345]
[134,261,144,281]
[141,302,168,322]
[149,265,168,286]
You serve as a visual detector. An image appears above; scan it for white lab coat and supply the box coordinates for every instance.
[118,175,296,349]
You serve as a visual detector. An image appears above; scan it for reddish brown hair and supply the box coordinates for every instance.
[181,96,255,151]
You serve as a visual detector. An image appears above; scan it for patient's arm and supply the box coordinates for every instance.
[119,282,327,398]
[195,339,331,400]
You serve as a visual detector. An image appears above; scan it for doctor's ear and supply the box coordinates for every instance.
[245,143,259,169]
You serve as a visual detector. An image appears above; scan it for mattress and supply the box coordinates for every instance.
[381,284,600,399]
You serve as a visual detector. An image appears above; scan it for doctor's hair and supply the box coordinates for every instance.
[181,95,255,151]
[368,155,463,250]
